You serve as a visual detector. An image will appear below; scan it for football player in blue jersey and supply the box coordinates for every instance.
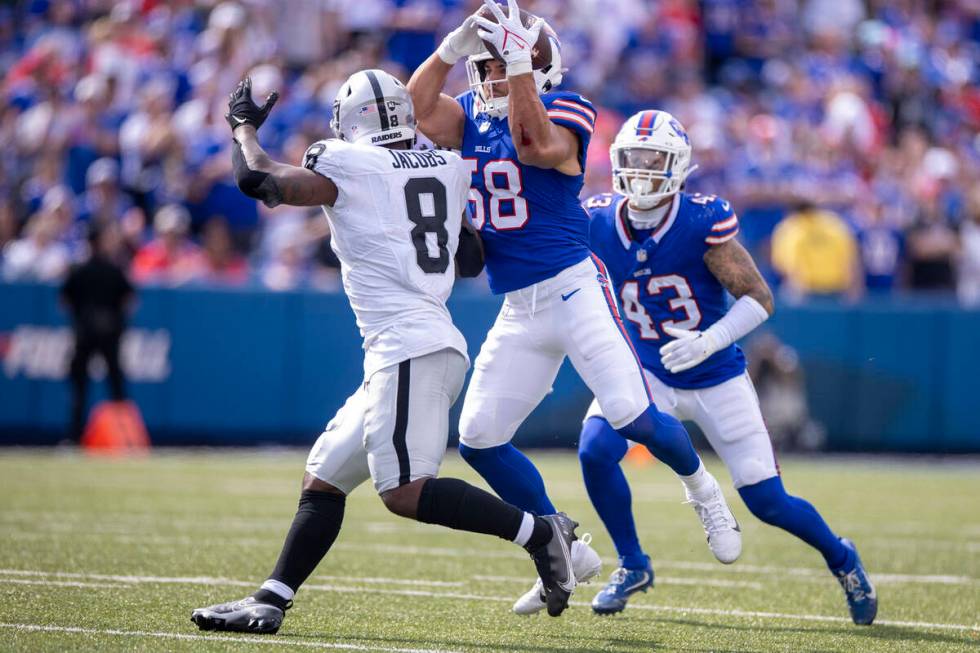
[559,109,876,624]
[409,0,742,615]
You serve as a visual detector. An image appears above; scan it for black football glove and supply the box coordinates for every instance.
[225,77,279,133]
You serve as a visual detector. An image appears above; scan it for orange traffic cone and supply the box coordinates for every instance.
[624,442,656,467]
[81,400,150,455]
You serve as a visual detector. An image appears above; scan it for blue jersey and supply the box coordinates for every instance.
[586,191,746,389]
[457,90,596,294]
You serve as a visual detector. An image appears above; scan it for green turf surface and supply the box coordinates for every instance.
[0,449,977,652]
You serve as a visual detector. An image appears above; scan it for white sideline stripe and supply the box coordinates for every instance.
[331,543,980,586]
[5,526,977,587]
[607,604,980,632]
[3,579,127,589]
[650,560,979,586]
[1,570,976,633]
[472,574,763,590]
[0,623,461,653]
[0,569,462,588]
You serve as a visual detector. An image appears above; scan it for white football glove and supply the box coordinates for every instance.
[473,0,542,76]
[436,13,485,65]
[659,326,723,374]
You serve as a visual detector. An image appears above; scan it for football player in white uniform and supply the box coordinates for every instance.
[191,71,584,635]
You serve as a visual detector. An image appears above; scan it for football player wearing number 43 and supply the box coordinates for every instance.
[190,70,586,635]
[556,109,876,624]
[409,0,742,613]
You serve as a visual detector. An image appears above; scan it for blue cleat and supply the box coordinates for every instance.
[832,538,877,625]
[591,564,655,615]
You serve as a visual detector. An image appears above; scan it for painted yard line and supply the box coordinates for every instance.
[472,574,763,590]
[332,543,980,586]
[605,603,980,632]
[2,531,274,548]
[0,623,461,653]
[3,579,127,589]
[1,570,976,633]
[0,569,463,588]
[652,560,979,586]
[3,526,975,587]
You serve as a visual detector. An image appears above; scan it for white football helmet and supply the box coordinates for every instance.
[331,69,416,146]
[611,110,697,209]
[464,20,563,118]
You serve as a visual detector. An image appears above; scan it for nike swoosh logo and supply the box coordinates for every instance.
[624,572,651,593]
[232,116,247,124]
[561,289,581,302]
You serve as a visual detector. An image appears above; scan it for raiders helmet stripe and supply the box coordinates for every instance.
[363,70,391,131]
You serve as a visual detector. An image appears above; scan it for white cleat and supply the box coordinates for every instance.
[513,534,602,615]
[686,476,742,564]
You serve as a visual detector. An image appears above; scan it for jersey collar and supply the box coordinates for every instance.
[615,194,681,249]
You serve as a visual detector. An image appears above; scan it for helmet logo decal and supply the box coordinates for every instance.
[668,118,690,145]
[635,110,658,136]
[363,70,391,130]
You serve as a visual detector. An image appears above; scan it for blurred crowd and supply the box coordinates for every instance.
[1,0,978,303]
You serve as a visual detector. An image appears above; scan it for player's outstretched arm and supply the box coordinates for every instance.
[232,126,337,208]
[703,239,774,315]
[225,78,337,208]
[408,12,481,150]
[408,54,465,149]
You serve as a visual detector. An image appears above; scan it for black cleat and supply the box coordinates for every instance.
[527,513,578,617]
[191,596,290,635]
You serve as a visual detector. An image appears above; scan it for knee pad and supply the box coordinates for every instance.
[731,455,778,489]
[599,395,648,430]
[738,475,786,524]
[578,417,628,468]
[458,407,508,449]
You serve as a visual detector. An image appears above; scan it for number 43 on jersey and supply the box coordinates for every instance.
[621,275,702,340]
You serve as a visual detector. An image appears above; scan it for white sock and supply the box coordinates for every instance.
[260,579,295,601]
[679,461,716,502]
[512,512,536,547]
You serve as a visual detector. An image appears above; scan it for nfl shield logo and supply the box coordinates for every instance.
[479,122,491,133]
[637,250,648,262]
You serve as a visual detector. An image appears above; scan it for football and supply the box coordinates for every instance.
[476,4,558,72]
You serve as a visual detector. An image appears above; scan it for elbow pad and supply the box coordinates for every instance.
[455,223,485,278]
[232,141,283,208]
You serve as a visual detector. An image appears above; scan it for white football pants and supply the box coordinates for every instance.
[306,348,467,494]
[585,369,778,488]
[459,256,652,449]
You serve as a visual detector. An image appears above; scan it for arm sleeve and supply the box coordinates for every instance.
[455,216,485,278]
[705,295,770,348]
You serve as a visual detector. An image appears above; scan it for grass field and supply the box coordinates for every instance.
[0,449,977,652]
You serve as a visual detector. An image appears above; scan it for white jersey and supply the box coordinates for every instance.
[304,139,471,378]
